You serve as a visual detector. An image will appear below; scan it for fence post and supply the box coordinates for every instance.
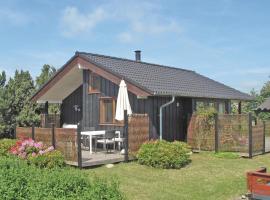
[248,113,253,158]
[31,124,35,140]
[51,123,56,149]
[263,121,266,154]
[124,110,129,162]
[14,124,17,139]
[77,122,82,169]
[214,113,219,153]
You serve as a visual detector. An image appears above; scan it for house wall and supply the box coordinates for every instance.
[60,86,83,126]
[81,70,193,141]
[60,69,231,141]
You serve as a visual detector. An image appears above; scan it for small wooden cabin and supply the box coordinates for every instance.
[31,51,252,141]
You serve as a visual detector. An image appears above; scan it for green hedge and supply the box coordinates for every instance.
[137,140,191,169]
[0,139,17,156]
[28,150,65,169]
[0,156,124,200]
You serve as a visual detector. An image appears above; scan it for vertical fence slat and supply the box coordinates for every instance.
[248,113,253,158]
[263,121,266,154]
[32,124,35,140]
[14,125,16,139]
[77,123,82,168]
[51,123,55,148]
[214,114,219,153]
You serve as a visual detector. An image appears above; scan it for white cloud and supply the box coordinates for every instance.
[60,2,182,40]
[131,19,181,35]
[112,1,182,43]
[0,8,29,25]
[60,6,106,37]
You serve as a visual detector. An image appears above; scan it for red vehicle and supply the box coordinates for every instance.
[247,168,270,200]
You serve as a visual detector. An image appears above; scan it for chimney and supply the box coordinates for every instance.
[135,50,141,62]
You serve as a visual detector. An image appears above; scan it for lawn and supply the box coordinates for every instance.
[88,152,270,200]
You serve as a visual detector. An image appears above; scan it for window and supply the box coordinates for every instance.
[218,102,226,114]
[89,73,100,93]
[196,101,205,111]
[99,97,116,124]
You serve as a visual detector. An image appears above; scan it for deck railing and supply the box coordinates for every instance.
[16,126,78,165]
[15,113,150,167]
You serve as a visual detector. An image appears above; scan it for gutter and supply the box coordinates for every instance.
[159,96,175,140]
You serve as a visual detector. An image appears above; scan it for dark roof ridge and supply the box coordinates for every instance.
[75,51,195,73]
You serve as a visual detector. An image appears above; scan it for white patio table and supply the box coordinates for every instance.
[81,130,121,155]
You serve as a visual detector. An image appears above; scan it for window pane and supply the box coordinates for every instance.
[89,73,100,92]
[92,75,100,90]
[218,102,225,114]
[105,100,113,123]
[196,101,204,110]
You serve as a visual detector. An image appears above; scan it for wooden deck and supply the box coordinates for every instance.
[81,150,125,167]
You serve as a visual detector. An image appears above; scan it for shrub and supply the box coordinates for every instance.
[28,150,65,168]
[0,156,124,200]
[137,140,191,169]
[0,139,17,156]
[10,138,65,168]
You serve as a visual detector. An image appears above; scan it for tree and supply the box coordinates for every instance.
[35,64,56,89]
[260,79,270,98]
[258,78,270,120]
[0,71,6,135]
[1,70,39,137]
[0,71,6,87]
[35,64,59,114]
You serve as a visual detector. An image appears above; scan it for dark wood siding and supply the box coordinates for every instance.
[61,86,83,125]
[81,69,192,141]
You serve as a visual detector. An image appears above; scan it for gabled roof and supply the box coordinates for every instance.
[257,97,270,111]
[77,52,252,100]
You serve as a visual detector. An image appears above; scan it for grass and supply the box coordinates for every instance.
[87,152,270,200]
[212,152,240,159]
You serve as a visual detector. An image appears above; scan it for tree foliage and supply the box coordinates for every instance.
[35,64,59,114]
[35,64,56,89]
[241,79,270,120]
[0,64,57,138]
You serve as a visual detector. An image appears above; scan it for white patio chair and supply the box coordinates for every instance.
[114,131,125,151]
[95,130,116,153]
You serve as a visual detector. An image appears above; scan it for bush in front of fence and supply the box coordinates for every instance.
[9,138,65,168]
[0,156,124,200]
[0,139,17,156]
[137,140,191,169]
[28,150,65,169]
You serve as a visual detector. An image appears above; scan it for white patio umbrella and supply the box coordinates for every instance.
[115,80,132,121]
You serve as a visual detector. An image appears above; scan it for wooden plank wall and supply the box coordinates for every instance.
[60,86,83,126]
[81,69,192,141]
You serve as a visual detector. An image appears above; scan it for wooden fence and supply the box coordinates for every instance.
[187,113,270,157]
[16,126,78,164]
[40,114,60,128]
[15,113,150,167]
[128,114,149,153]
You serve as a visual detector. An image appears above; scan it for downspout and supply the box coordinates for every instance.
[159,96,175,140]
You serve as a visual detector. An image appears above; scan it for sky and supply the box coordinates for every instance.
[0,0,270,93]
